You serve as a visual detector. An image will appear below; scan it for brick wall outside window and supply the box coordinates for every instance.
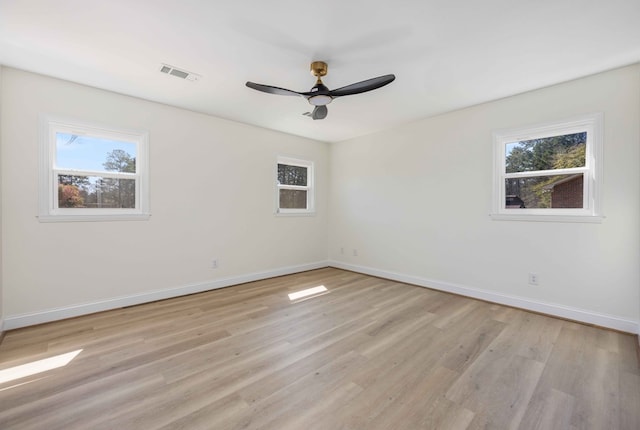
[551,175,583,208]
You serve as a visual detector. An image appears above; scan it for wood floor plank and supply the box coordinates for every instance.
[519,386,576,430]
[620,370,640,429]
[235,351,367,430]
[0,268,638,429]
[446,352,545,429]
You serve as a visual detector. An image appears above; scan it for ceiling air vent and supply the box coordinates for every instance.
[159,64,201,81]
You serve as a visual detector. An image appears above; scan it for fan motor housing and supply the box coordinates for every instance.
[310,61,328,77]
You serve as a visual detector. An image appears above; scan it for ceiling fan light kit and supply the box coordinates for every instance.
[246,61,395,120]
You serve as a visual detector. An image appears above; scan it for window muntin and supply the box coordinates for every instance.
[276,157,314,214]
[39,116,149,221]
[493,113,602,221]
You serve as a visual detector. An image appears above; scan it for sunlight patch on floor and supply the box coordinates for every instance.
[0,349,83,385]
[288,285,328,301]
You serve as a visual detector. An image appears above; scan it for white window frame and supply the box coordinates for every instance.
[276,156,315,215]
[38,115,150,222]
[491,113,603,223]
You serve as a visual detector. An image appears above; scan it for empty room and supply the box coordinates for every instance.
[0,1,639,429]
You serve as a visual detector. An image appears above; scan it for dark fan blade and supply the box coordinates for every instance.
[311,105,328,120]
[328,74,395,97]
[246,81,302,97]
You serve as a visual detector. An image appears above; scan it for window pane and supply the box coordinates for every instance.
[56,133,137,173]
[58,175,136,209]
[278,164,307,186]
[505,174,583,209]
[279,189,307,209]
[505,132,586,173]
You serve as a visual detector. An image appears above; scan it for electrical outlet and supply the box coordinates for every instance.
[353,249,358,257]
[212,259,218,269]
[340,247,344,255]
[528,272,538,285]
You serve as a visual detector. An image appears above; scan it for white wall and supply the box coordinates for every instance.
[1,68,329,327]
[329,65,640,332]
[0,65,3,333]
[2,65,638,333]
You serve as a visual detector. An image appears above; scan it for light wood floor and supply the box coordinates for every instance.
[0,268,638,429]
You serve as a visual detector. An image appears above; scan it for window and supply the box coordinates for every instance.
[39,115,149,222]
[276,156,314,215]
[492,113,603,222]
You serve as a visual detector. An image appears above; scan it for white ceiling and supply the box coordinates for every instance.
[1,1,639,143]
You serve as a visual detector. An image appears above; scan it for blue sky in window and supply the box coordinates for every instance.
[56,133,136,171]
[505,142,518,156]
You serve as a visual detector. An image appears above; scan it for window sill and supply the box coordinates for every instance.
[275,211,316,217]
[490,213,604,223]
[38,213,151,223]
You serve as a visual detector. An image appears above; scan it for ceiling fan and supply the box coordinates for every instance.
[246,61,395,120]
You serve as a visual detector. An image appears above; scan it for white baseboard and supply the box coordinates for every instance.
[3,261,329,330]
[329,261,639,334]
[5,260,638,335]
